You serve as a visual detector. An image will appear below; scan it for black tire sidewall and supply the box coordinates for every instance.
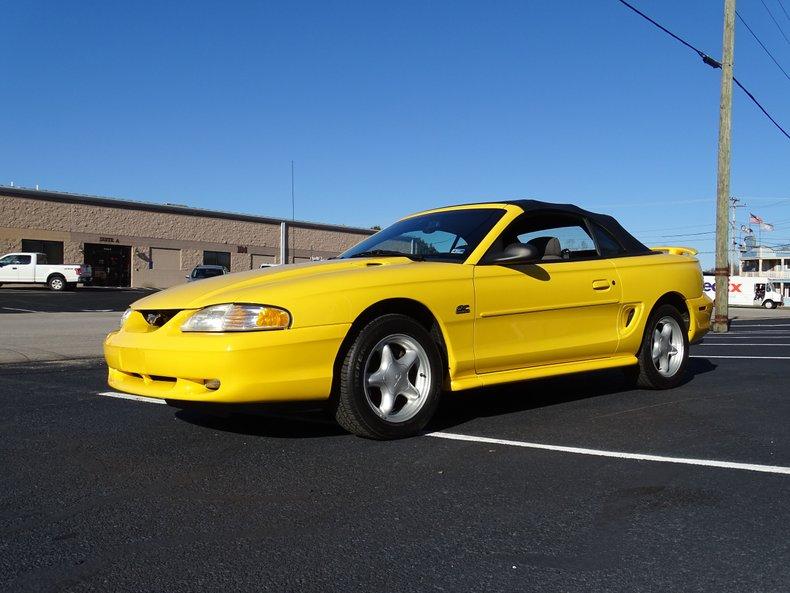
[340,314,443,439]
[638,304,690,389]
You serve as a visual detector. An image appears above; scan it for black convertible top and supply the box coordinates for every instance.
[499,199,651,255]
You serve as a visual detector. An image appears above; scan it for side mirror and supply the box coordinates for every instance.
[486,242,540,265]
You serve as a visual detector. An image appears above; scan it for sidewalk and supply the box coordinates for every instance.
[0,312,120,364]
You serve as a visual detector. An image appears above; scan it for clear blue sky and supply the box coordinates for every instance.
[2,0,790,268]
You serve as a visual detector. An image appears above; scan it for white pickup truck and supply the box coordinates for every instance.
[0,252,92,291]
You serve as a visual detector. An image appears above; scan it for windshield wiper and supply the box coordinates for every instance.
[347,249,424,261]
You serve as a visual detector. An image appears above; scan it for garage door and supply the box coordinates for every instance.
[252,254,275,268]
[151,247,181,270]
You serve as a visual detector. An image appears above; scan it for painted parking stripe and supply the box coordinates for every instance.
[730,324,790,327]
[729,328,790,331]
[1,306,40,313]
[690,355,790,360]
[695,343,790,346]
[426,432,790,476]
[98,391,166,404]
[701,337,790,341]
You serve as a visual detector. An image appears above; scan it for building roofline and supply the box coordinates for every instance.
[0,185,375,235]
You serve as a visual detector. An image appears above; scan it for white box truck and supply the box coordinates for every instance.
[703,275,783,309]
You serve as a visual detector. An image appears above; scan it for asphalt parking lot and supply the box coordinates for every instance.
[0,286,151,314]
[1,317,789,592]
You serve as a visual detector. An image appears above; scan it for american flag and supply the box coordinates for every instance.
[749,212,764,224]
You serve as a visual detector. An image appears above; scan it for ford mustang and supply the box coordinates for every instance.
[104,200,712,439]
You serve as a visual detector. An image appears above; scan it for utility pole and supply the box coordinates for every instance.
[729,196,743,275]
[713,0,736,333]
[290,160,295,265]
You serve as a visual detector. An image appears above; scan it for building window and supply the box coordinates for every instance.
[203,250,230,270]
[21,239,64,264]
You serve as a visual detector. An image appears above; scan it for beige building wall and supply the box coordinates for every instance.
[0,191,373,288]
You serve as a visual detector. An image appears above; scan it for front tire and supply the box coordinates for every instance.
[632,304,689,389]
[48,275,66,291]
[763,300,776,309]
[334,314,443,439]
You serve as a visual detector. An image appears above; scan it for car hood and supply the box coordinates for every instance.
[131,257,421,311]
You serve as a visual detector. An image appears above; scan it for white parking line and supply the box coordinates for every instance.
[729,324,790,327]
[702,335,790,339]
[98,391,166,404]
[695,343,790,346]
[426,432,790,476]
[691,355,790,360]
[1,306,40,313]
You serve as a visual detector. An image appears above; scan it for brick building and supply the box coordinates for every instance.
[0,186,374,288]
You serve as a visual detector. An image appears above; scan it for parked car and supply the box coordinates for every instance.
[0,252,92,290]
[186,265,228,282]
[105,200,712,439]
[703,275,783,309]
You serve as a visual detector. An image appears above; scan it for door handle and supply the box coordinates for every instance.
[592,279,611,291]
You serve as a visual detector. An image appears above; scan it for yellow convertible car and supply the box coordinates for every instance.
[104,200,712,439]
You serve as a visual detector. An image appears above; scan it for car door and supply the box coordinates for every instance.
[0,255,17,282]
[0,254,29,282]
[473,212,622,373]
[14,254,35,282]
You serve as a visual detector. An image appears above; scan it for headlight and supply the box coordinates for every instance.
[181,304,291,332]
[120,308,133,328]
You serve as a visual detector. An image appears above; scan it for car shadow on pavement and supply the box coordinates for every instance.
[428,358,718,433]
[174,406,346,439]
[172,359,717,439]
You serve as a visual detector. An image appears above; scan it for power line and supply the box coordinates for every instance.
[759,0,790,44]
[778,0,790,22]
[736,10,790,81]
[616,0,790,142]
[732,78,790,140]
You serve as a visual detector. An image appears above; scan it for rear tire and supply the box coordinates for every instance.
[632,304,689,389]
[334,314,443,439]
[48,275,66,291]
[763,300,776,309]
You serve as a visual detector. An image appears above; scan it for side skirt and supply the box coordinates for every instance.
[449,355,639,391]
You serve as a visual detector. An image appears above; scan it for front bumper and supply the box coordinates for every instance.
[104,310,350,403]
[687,294,713,343]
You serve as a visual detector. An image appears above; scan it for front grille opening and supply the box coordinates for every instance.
[140,310,180,328]
[149,375,176,383]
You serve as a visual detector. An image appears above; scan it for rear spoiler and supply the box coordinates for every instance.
[651,246,699,257]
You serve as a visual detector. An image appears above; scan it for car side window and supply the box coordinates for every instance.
[499,213,598,261]
[590,222,626,257]
[0,255,13,265]
[15,255,32,265]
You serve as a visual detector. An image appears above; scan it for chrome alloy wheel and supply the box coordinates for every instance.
[651,316,685,377]
[50,277,64,290]
[363,333,432,423]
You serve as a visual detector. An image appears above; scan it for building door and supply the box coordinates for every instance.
[84,243,131,287]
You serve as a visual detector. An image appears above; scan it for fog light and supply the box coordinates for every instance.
[204,379,221,390]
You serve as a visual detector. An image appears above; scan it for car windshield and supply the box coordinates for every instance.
[339,208,505,262]
[193,268,224,279]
